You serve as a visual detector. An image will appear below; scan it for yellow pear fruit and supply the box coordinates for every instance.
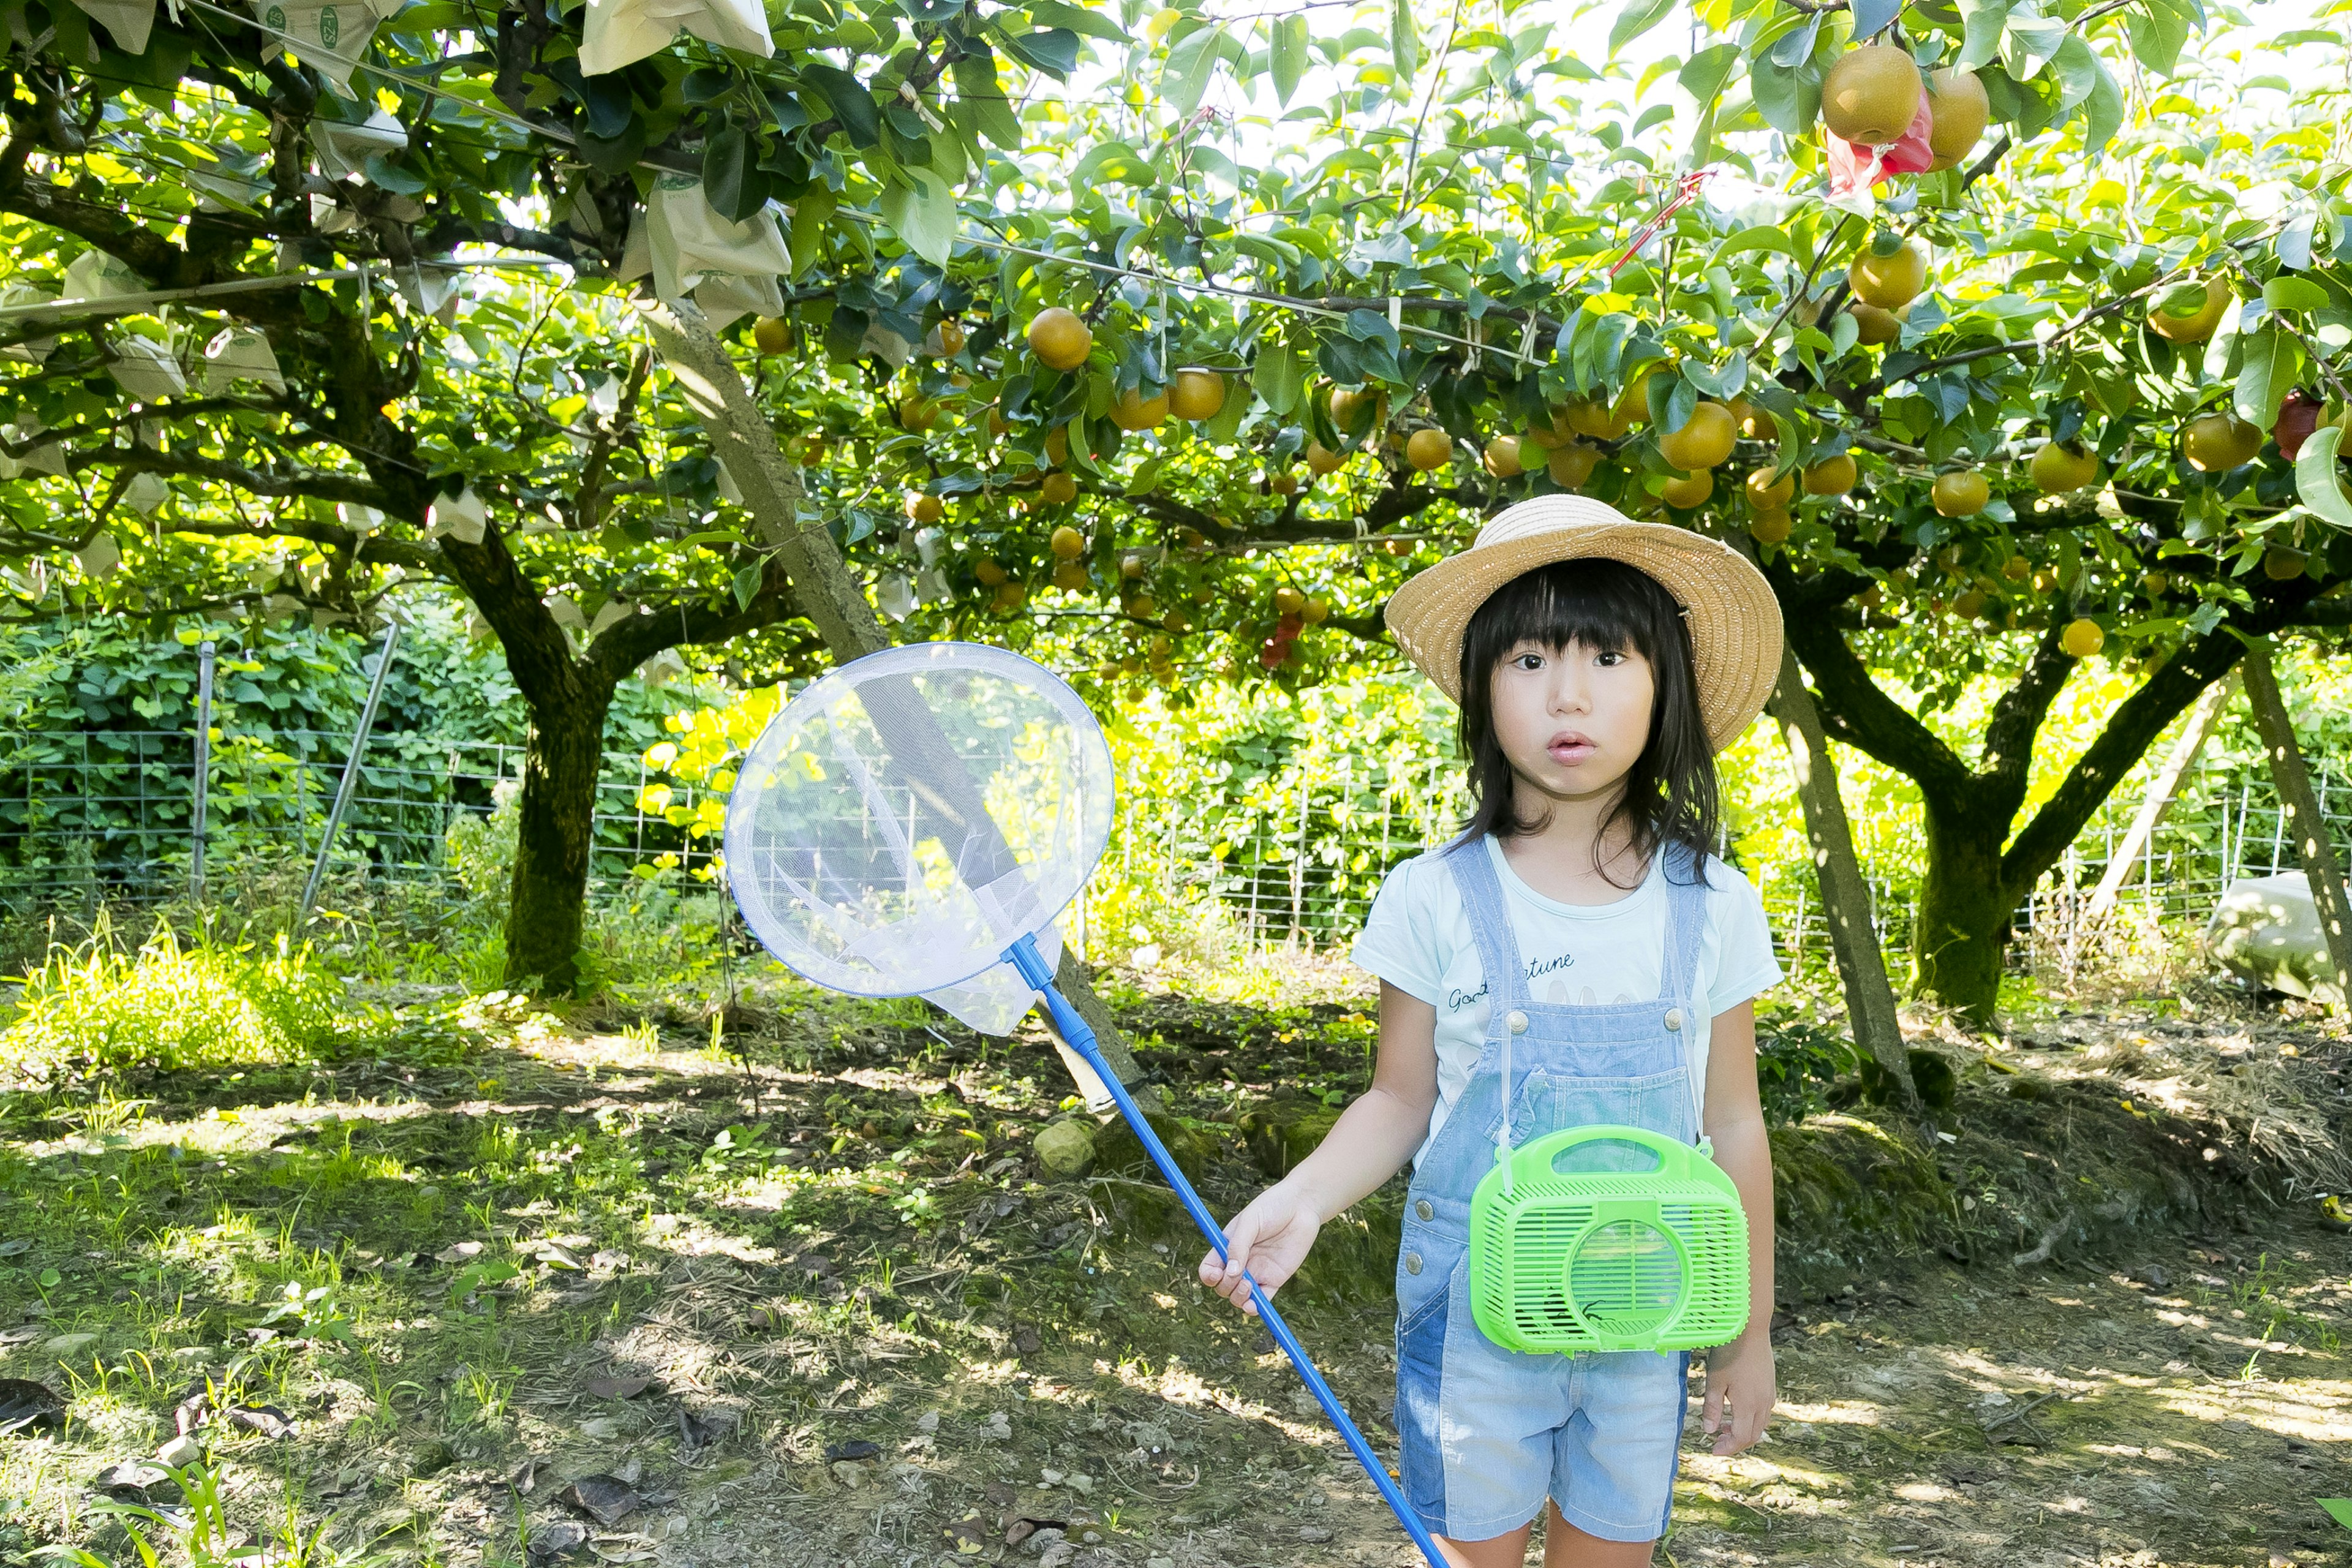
[1660,470,1714,509]
[1822,45,1923,145]
[1925,69,1989,171]
[1405,429,1454,472]
[1848,240,1928,310]
[1111,386,1170,432]
[1932,470,1990,517]
[2181,412,2263,472]
[1803,454,1858,496]
[1657,401,1736,472]
[2148,281,2228,345]
[2030,442,2100,494]
[1027,307,1093,371]
[2060,618,2105,658]
[1170,369,1226,422]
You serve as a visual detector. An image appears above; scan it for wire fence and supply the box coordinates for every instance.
[1091,748,2351,974]
[0,728,723,913]
[3,712,2344,981]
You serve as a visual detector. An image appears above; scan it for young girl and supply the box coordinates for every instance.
[1199,496,1785,1567]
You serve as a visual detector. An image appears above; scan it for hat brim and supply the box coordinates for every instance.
[1382,497,1784,753]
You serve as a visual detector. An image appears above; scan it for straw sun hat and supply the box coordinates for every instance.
[1382,495,1784,753]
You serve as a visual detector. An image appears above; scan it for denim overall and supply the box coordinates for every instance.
[1392,834,1709,1544]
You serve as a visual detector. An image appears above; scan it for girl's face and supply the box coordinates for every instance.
[1488,636,1657,805]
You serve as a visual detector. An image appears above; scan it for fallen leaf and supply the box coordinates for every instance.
[1014,1326,1041,1355]
[0,1240,31,1257]
[0,1326,41,1349]
[42,1332,97,1358]
[579,1418,620,1439]
[943,1517,989,1554]
[95,1458,170,1492]
[823,1439,881,1463]
[508,1458,540,1496]
[222,1404,295,1439]
[584,1376,652,1401]
[559,1475,642,1526]
[435,1242,484,1264]
[527,1520,589,1560]
[982,1480,1016,1509]
[677,1406,738,1449]
[1005,1518,1065,1548]
[0,1378,66,1436]
[590,1250,631,1273]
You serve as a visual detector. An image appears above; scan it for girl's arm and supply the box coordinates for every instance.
[1199,980,1439,1315]
[1699,998,1777,1455]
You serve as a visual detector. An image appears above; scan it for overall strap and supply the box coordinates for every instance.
[1654,840,1713,1148]
[1442,833,1528,1196]
[1654,840,1711,1003]
[1442,834,1529,1015]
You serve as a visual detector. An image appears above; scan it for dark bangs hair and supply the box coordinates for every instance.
[1454,557,1720,887]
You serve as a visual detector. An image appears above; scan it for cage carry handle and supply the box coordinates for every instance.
[1003,933,1449,1568]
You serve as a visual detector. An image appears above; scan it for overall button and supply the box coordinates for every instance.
[1664,1006,1686,1031]
[1506,1009,1529,1035]
[1404,1252,1423,1276]
[1414,1199,1434,1221]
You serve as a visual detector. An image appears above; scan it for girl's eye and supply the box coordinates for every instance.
[1510,652,1545,670]
[1595,650,1624,667]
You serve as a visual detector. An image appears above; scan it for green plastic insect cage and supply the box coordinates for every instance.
[1468,1124,1750,1355]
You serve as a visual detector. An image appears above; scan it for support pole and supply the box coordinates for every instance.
[2239,638,2352,1005]
[190,640,215,905]
[1766,642,1916,1107]
[2084,671,2234,924]
[299,617,403,925]
[636,297,1156,1109]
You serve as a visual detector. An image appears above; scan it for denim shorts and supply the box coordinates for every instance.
[1395,1257,1692,1544]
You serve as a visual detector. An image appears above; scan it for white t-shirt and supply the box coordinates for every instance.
[1349,834,1784,1165]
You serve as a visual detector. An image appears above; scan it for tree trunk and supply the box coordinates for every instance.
[2084,671,2235,924]
[1909,798,2013,1026]
[635,298,1159,1104]
[2241,639,2352,1005]
[1766,644,1914,1105]
[504,683,615,993]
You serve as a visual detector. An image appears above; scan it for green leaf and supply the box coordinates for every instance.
[801,64,881,149]
[1162,23,1226,116]
[1609,0,1677,58]
[2263,276,2330,313]
[2049,35,2100,114]
[1750,54,1822,136]
[702,127,766,224]
[1956,0,2013,71]
[1023,0,1129,43]
[733,563,764,611]
[1678,43,1739,110]
[2123,0,2195,77]
[1254,344,1306,415]
[2080,53,2122,157]
[1709,225,1800,267]
[789,186,837,276]
[2296,425,2352,530]
[2230,326,2299,432]
[878,168,958,268]
[1391,0,1419,82]
[2320,1498,2352,1532]
[1272,15,1308,106]
[1849,0,1901,38]
[1000,27,1084,78]
[951,56,1022,148]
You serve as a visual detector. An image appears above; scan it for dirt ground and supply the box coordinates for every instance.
[2,972,2350,1568]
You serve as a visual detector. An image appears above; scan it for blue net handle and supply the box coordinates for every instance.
[1003,933,1449,1568]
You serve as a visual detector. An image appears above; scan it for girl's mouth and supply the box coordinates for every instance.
[1547,734,1597,765]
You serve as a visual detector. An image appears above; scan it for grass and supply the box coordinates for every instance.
[1,911,2350,1566]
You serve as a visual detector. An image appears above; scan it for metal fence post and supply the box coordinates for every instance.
[190,640,215,903]
[298,616,404,924]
